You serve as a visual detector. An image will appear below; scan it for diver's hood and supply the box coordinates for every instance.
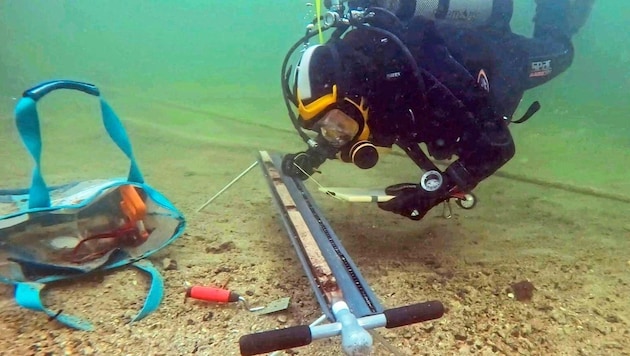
[295,45,336,111]
[296,27,426,140]
[295,40,374,115]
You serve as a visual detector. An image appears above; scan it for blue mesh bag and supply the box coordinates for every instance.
[0,80,186,330]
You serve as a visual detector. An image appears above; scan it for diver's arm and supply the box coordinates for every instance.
[446,116,515,192]
[378,92,515,221]
[377,116,514,221]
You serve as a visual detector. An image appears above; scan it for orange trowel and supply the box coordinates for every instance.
[185,286,290,315]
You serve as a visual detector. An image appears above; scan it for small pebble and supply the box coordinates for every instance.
[162,258,178,271]
[202,312,214,322]
[510,280,535,302]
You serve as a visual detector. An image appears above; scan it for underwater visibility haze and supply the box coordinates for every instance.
[0,1,628,355]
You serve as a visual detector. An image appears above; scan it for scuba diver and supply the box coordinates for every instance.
[281,0,594,220]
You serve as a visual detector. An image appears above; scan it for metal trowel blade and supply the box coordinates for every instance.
[252,297,291,315]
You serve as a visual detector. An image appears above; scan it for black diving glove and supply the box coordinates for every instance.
[377,182,450,221]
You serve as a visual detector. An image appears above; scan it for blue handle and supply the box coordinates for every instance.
[23,80,100,102]
[15,282,94,331]
[14,80,144,209]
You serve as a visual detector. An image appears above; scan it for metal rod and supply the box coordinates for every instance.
[259,151,383,318]
[310,314,328,327]
[195,161,259,213]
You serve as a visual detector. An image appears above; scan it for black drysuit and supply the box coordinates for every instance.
[333,1,576,195]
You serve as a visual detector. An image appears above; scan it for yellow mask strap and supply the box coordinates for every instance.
[343,97,370,141]
[298,85,338,121]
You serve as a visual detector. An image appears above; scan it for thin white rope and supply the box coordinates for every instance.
[292,162,343,201]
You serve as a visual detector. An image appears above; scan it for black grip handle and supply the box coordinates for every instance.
[384,300,445,328]
[23,80,100,102]
[239,325,312,356]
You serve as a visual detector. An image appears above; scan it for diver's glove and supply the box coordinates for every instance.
[377,182,450,221]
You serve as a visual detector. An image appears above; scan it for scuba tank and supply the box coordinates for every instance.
[345,0,514,29]
[414,0,513,28]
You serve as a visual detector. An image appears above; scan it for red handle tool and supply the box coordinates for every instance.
[185,286,265,312]
[185,286,240,303]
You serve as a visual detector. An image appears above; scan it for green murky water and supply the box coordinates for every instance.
[1,1,627,191]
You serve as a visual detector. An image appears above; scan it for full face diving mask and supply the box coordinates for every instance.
[298,87,379,169]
